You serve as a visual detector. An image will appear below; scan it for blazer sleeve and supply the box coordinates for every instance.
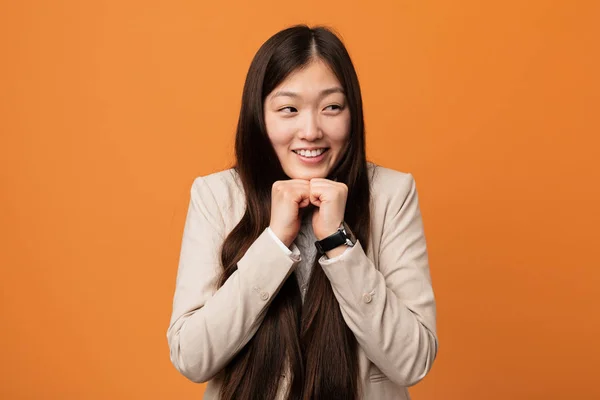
[167,177,300,383]
[319,173,438,387]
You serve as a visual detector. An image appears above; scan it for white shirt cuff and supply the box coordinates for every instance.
[266,227,292,255]
[319,244,352,264]
[266,227,301,261]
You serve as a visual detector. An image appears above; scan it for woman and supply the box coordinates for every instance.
[167,25,438,400]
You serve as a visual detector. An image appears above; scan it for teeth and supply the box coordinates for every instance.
[295,149,325,158]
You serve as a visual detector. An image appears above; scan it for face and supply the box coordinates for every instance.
[264,59,351,180]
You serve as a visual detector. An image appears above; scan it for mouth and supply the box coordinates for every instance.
[291,148,329,165]
[291,148,329,158]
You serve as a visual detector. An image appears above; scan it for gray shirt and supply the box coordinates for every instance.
[294,211,318,301]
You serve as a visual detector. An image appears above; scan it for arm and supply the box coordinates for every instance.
[167,177,300,383]
[319,173,437,387]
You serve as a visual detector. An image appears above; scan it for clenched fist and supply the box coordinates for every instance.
[269,178,348,249]
[269,180,311,247]
[309,179,348,241]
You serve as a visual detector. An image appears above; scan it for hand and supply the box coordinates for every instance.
[309,179,348,241]
[269,180,311,247]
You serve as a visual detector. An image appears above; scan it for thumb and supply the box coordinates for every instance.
[309,186,322,207]
[298,197,311,208]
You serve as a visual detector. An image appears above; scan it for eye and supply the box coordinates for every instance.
[323,104,343,112]
[279,106,298,113]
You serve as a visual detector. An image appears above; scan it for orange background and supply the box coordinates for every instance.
[1,0,599,399]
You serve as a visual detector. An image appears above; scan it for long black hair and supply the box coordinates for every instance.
[219,25,371,400]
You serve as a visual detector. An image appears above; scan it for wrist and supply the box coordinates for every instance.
[268,226,293,248]
[324,244,347,259]
[315,220,344,241]
[315,221,356,255]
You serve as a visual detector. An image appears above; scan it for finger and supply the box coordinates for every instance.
[310,179,346,198]
[310,179,346,193]
[286,179,311,191]
[296,188,310,202]
[298,197,311,208]
[274,180,309,198]
[286,180,310,194]
[309,179,336,195]
[273,179,310,189]
[309,186,322,207]
[292,185,311,206]
[288,179,311,184]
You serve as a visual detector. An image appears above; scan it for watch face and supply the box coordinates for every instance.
[341,221,357,244]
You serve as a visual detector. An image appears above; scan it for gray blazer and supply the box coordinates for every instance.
[167,163,438,399]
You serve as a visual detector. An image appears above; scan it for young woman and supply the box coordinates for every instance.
[167,25,438,400]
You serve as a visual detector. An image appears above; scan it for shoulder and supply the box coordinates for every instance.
[192,168,243,197]
[367,162,416,203]
[190,168,245,223]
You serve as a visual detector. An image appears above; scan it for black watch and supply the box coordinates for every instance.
[315,221,357,254]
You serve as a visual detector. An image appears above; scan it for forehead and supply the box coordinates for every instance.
[270,59,343,96]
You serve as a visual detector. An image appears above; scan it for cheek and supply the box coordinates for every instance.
[265,114,295,150]
[322,113,351,146]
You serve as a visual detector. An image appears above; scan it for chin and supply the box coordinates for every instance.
[285,168,328,181]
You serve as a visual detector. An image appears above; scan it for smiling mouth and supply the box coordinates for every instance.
[292,148,329,158]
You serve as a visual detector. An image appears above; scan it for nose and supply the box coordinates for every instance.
[297,112,322,141]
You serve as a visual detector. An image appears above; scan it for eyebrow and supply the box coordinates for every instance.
[271,87,345,99]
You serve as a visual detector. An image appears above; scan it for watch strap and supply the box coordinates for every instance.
[315,230,347,254]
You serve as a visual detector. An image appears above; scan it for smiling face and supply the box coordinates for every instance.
[264,58,351,180]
